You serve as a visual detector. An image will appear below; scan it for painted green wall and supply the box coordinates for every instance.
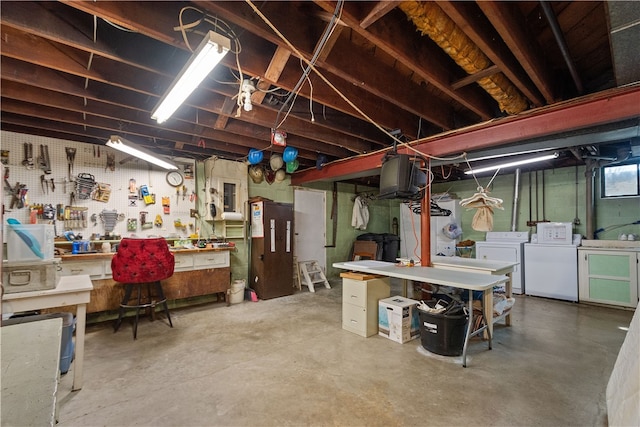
[303,181,398,278]
[431,165,639,242]
[201,161,639,285]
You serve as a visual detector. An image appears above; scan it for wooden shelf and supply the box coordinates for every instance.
[213,220,245,239]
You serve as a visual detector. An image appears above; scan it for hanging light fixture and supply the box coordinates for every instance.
[151,31,231,124]
[464,152,558,174]
[106,136,178,170]
[271,129,287,147]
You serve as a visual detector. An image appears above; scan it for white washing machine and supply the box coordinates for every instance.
[524,222,581,302]
[475,231,529,294]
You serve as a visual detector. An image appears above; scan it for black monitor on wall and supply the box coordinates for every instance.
[378,153,426,200]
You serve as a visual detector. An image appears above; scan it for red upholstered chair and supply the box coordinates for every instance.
[112,238,175,339]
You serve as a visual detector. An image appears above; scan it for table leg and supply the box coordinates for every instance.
[72,303,86,391]
[483,289,493,348]
[402,279,408,297]
[505,272,512,326]
[462,289,473,368]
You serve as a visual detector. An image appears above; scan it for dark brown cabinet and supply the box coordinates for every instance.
[250,201,294,299]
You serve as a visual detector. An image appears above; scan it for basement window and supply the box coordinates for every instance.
[601,161,640,198]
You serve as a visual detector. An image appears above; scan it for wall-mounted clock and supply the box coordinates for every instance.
[166,170,184,187]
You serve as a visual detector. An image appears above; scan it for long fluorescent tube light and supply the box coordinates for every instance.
[151,31,231,124]
[464,152,558,174]
[107,136,178,170]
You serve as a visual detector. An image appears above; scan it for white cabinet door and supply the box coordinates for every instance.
[578,249,638,308]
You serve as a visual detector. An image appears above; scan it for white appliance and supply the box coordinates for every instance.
[399,199,461,260]
[475,231,529,294]
[524,222,581,302]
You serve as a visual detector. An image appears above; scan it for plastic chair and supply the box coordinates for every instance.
[112,238,174,339]
[352,240,378,261]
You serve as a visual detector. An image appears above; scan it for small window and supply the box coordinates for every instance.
[601,162,640,198]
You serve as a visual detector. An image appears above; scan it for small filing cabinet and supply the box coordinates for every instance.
[342,276,391,337]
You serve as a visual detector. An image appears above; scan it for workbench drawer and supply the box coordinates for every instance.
[193,251,230,269]
[60,261,104,278]
[173,254,194,272]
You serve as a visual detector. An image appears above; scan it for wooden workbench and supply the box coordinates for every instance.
[57,247,233,313]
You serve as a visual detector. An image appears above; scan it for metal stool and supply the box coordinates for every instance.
[111,237,175,339]
[114,281,173,340]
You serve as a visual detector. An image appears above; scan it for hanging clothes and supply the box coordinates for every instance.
[459,187,504,231]
[351,195,370,230]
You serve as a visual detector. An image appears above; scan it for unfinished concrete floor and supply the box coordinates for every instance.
[58,279,633,426]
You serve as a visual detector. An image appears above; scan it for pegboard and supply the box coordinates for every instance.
[1,130,198,240]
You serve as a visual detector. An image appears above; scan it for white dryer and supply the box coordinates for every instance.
[475,231,529,294]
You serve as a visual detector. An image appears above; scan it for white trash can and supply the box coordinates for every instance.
[229,279,246,304]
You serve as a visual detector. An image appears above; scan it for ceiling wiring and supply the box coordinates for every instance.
[270,0,344,131]
[303,58,316,123]
[245,0,468,168]
[101,18,138,32]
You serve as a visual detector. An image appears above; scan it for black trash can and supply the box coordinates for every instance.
[418,300,468,356]
[381,233,400,262]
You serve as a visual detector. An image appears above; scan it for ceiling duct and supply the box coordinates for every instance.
[606,2,640,86]
[399,1,528,114]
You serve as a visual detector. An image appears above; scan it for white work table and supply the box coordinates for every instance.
[333,260,509,367]
[1,317,62,426]
[431,256,517,328]
[2,275,93,391]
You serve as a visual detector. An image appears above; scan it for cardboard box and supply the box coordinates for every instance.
[378,296,420,343]
[6,224,55,261]
[2,259,61,293]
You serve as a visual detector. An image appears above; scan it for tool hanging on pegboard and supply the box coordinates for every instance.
[75,173,96,199]
[91,182,111,202]
[100,209,120,232]
[63,206,88,229]
[23,143,34,170]
[39,144,51,174]
[162,196,171,214]
[106,153,115,171]
[65,147,76,180]
[140,211,152,230]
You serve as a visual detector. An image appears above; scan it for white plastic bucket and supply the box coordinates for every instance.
[229,279,245,304]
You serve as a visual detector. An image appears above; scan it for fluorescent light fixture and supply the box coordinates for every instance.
[107,135,178,170]
[464,152,558,174]
[151,31,231,124]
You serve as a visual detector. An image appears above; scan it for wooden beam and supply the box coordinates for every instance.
[477,1,557,104]
[451,65,499,90]
[214,97,238,130]
[253,46,291,104]
[360,1,399,29]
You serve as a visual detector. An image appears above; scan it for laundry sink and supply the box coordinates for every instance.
[581,239,640,249]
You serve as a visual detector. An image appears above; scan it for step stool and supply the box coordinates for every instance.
[299,260,330,293]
